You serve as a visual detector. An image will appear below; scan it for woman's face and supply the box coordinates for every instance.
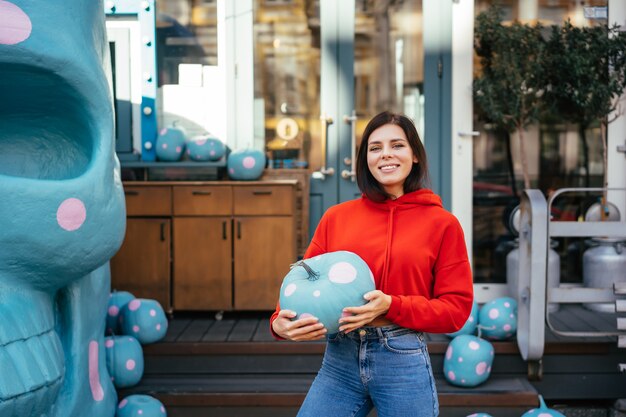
[366,123,418,198]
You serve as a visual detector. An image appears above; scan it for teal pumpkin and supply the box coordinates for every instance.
[156,124,186,161]
[443,334,494,387]
[227,148,266,180]
[106,291,135,335]
[104,336,144,388]
[521,396,565,417]
[186,133,225,162]
[447,301,479,338]
[478,296,517,340]
[120,299,168,344]
[279,251,376,334]
[117,395,167,417]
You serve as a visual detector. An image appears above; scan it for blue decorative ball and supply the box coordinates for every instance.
[521,396,565,417]
[279,251,376,334]
[447,301,479,338]
[106,291,135,335]
[186,134,225,161]
[156,125,186,162]
[117,395,167,417]
[443,334,494,387]
[104,336,144,388]
[227,148,266,180]
[120,299,168,344]
[478,297,518,340]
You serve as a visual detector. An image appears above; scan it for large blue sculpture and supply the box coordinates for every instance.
[0,1,126,416]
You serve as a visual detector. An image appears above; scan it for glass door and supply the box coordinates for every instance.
[253,0,426,236]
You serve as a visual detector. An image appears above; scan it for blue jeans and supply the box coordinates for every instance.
[297,325,439,417]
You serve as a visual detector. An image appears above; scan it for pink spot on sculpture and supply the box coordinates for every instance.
[126,359,136,370]
[108,305,119,316]
[119,399,128,409]
[105,339,114,348]
[447,371,456,381]
[150,309,156,317]
[133,325,140,332]
[128,299,141,311]
[162,143,168,149]
[488,308,499,319]
[242,156,256,169]
[0,1,32,45]
[476,361,487,375]
[88,341,104,401]
[196,139,207,146]
[57,198,87,231]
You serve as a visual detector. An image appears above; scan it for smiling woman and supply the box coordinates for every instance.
[0,65,94,180]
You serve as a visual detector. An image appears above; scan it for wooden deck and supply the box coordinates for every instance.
[123,305,625,417]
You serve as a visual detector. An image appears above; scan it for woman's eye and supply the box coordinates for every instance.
[393,143,404,149]
[369,147,381,152]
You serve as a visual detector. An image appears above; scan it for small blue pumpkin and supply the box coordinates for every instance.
[443,334,494,387]
[120,299,168,344]
[156,124,186,162]
[521,395,565,417]
[279,251,376,334]
[104,335,144,388]
[186,133,225,162]
[106,291,135,335]
[478,297,517,340]
[117,395,167,417]
[447,301,479,338]
[227,148,266,180]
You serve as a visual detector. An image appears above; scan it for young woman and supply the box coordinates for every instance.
[270,111,473,417]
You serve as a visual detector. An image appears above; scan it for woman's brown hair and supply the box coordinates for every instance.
[355,111,429,202]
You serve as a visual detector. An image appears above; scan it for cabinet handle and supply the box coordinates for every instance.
[237,221,241,239]
[160,222,166,241]
[252,190,272,195]
[222,221,227,240]
[192,191,212,196]
[125,190,139,196]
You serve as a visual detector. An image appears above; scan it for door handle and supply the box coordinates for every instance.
[237,221,241,239]
[222,221,227,240]
[341,110,357,182]
[458,131,480,137]
[312,113,335,180]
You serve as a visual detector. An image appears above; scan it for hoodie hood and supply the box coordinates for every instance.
[362,188,443,210]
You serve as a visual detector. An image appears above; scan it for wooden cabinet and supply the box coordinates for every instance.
[110,181,297,312]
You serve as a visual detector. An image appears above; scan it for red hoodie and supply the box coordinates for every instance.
[270,189,473,336]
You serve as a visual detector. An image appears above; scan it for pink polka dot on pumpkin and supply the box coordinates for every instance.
[161,406,166,413]
[210,150,216,156]
[162,143,168,149]
[242,156,256,169]
[156,324,161,331]
[160,128,168,135]
[150,309,156,317]
[503,324,511,331]
[133,325,140,332]
[476,361,487,375]
[119,399,128,409]
[229,168,235,174]
[447,371,456,381]
[445,346,452,360]
[195,139,207,145]
[138,410,143,415]
[108,306,119,316]
[126,359,136,370]
[128,299,141,311]
[0,1,32,45]
[176,146,182,152]
[488,308,499,319]
[57,198,86,231]
[105,340,114,348]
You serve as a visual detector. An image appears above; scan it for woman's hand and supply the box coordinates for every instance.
[338,290,392,334]
[272,309,327,341]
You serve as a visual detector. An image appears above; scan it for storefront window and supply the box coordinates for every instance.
[156,0,218,86]
[472,0,609,284]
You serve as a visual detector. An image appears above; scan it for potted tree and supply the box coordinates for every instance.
[473,6,547,191]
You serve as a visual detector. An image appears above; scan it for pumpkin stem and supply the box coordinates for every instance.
[290,260,320,281]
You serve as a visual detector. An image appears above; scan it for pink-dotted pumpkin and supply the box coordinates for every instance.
[120,299,168,344]
[117,395,167,417]
[104,336,144,388]
[156,124,186,162]
[106,291,135,335]
[478,296,517,340]
[279,251,376,334]
[521,395,565,417]
[227,148,266,180]
[443,334,494,387]
[186,133,225,162]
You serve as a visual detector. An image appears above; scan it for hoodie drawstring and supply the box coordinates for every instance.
[380,206,395,290]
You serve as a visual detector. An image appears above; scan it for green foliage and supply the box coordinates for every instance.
[473,7,546,133]
[543,21,626,129]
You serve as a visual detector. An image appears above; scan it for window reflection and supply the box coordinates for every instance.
[472,0,609,284]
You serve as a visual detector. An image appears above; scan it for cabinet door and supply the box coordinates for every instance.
[234,217,295,310]
[110,218,171,311]
[173,217,232,310]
